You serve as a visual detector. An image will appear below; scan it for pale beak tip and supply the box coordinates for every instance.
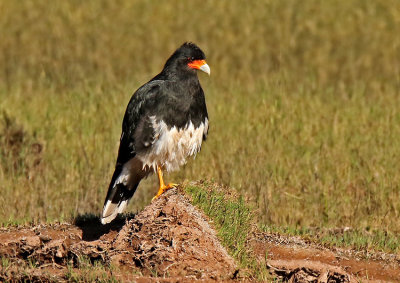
[199,63,211,76]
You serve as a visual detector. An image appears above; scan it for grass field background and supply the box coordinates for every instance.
[1,0,400,240]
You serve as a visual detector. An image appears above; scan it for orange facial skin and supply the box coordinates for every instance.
[188,59,207,70]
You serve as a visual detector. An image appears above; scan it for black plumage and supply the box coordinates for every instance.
[101,42,210,224]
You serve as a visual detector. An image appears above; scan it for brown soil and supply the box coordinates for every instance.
[0,188,399,282]
[0,189,237,282]
[251,232,400,282]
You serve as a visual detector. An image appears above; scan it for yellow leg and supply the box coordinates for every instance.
[152,165,177,201]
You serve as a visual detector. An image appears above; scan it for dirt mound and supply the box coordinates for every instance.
[0,188,237,282]
[2,187,400,282]
[111,189,237,279]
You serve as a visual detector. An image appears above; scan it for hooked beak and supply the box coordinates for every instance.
[188,59,211,76]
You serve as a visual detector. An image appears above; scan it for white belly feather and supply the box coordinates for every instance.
[137,117,208,172]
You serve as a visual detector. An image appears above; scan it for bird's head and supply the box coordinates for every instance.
[164,42,210,76]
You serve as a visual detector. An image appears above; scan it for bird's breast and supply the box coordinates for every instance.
[137,116,208,172]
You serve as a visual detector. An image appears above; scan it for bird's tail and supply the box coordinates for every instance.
[101,165,139,224]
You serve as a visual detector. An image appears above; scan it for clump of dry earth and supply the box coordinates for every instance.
[0,189,237,282]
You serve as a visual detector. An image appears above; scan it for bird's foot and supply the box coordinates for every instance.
[152,183,178,201]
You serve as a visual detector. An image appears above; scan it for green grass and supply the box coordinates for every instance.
[185,183,253,262]
[185,182,269,281]
[1,0,400,251]
[65,256,120,283]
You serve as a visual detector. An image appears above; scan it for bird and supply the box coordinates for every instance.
[101,42,210,224]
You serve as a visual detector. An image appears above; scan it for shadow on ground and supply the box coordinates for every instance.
[73,213,135,241]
